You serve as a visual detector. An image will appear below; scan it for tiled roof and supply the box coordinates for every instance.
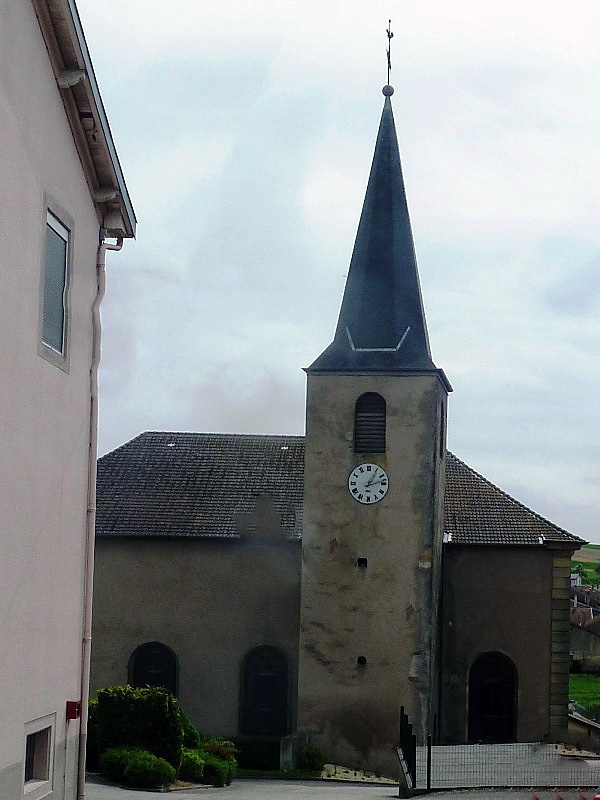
[444,452,583,546]
[96,432,583,548]
[96,432,304,539]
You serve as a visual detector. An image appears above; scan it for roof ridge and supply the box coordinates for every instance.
[100,431,148,459]
[140,431,304,440]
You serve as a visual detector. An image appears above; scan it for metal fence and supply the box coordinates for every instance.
[410,742,600,790]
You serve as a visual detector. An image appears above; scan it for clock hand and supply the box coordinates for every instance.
[365,469,379,487]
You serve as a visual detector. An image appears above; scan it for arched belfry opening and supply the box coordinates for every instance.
[354,392,386,453]
[468,652,517,743]
[128,642,178,696]
[241,646,289,736]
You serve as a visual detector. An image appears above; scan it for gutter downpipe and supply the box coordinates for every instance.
[77,233,123,800]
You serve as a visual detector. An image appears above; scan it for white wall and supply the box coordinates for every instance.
[0,2,101,797]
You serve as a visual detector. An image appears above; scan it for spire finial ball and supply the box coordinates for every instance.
[382,85,394,97]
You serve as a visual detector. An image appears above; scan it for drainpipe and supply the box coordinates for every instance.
[77,232,123,800]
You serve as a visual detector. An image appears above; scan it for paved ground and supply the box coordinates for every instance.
[85,775,600,800]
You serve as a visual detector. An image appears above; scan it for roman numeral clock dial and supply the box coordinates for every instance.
[348,463,389,504]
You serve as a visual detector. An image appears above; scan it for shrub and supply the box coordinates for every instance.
[95,685,183,771]
[179,708,202,749]
[297,743,326,772]
[204,741,236,761]
[99,746,145,783]
[231,735,280,770]
[179,748,205,782]
[123,750,176,789]
[202,751,235,786]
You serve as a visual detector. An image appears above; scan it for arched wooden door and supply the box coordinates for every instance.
[468,652,516,742]
[241,646,288,736]
[128,642,178,696]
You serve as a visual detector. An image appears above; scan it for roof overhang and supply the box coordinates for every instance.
[32,0,136,238]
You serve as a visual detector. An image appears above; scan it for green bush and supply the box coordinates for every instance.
[231,735,280,769]
[202,751,235,786]
[203,741,236,761]
[297,743,326,772]
[179,748,205,782]
[99,746,145,783]
[95,685,183,771]
[123,750,176,789]
[179,708,202,749]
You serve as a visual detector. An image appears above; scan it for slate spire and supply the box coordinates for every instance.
[309,86,445,380]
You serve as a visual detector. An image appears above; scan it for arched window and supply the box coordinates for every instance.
[468,652,517,743]
[128,642,178,696]
[354,393,386,453]
[241,646,289,736]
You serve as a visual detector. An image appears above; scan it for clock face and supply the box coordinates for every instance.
[348,463,389,504]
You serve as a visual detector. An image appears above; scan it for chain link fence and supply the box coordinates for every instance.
[410,742,600,791]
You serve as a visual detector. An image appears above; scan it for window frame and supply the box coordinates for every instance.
[23,714,55,800]
[38,203,72,371]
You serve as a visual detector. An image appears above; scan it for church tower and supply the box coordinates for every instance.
[297,85,451,777]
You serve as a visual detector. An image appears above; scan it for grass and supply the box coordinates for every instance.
[569,674,600,704]
[573,561,600,587]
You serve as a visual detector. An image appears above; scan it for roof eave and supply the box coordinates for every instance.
[32,0,136,238]
[304,364,453,392]
[444,537,586,549]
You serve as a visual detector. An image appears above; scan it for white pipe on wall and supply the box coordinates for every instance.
[77,234,123,800]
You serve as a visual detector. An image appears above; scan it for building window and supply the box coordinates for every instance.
[354,393,386,453]
[128,642,178,696]
[23,714,54,798]
[24,728,50,783]
[41,211,69,355]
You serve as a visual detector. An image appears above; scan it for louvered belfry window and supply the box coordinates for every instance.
[354,392,386,453]
[42,212,69,354]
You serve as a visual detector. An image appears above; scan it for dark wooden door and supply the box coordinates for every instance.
[242,647,288,736]
[468,652,516,742]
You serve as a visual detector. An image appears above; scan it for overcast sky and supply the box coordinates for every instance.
[77,0,599,542]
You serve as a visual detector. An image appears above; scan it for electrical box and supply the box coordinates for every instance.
[66,700,81,720]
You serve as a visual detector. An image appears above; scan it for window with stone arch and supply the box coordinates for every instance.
[354,392,386,453]
[128,641,178,696]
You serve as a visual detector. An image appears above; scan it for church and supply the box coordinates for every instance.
[90,84,583,779]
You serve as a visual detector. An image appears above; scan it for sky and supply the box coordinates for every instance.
[76,0,600,541]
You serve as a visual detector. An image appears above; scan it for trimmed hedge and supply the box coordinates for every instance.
[95,685,183,772]
[99,746,146,783]
[99,745,175,788]
[124,751,176,789]
[179,748,205,782]
[202,751,235,787]
[92,686,236,789]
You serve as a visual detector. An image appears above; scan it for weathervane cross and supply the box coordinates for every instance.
[386,20,393,85]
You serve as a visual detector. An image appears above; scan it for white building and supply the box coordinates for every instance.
[0,2,134,798]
